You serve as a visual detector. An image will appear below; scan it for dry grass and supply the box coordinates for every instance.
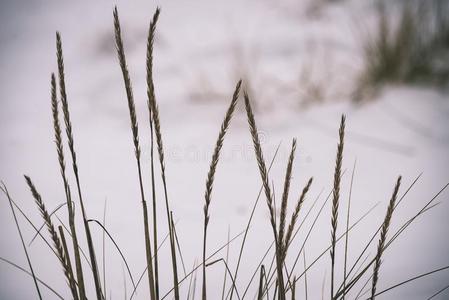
[355,0,449,101]
[1,5,448,300]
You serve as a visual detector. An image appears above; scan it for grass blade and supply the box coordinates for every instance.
[1,183,42,299]
[343,159,356,300]
[87,219,136,291]
[0,257,64,300]
[368,265,449,299]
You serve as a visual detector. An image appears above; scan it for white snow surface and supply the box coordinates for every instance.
[1,0,449,299]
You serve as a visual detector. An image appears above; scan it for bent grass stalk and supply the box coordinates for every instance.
[24,176,79,299]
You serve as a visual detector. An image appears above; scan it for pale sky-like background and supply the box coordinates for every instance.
[1,1,449,299]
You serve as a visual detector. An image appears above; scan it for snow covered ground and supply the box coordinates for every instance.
[1,0,449,299]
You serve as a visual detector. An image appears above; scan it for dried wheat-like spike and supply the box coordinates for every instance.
[244,91,285,300]
[56,32,103,300]
[112,11,140,159]
[284,177,313,257]
[202,79,242,300]
[244,91,277,242]
[51,73,86,300]
[203,80,242,222]
[24,175,79,300]
[279,138,297,258]
[371,176,402,300]
[145,8,166,185]
[330,114,345,298]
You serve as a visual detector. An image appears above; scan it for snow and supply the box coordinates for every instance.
[1,0,448,299]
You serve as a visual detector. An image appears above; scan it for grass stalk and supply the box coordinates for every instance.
[370,176,402,299]
[284,177,313,259]
[279,139,297,262]
[87,219,136,290]
[113,7,156,300]
[303,248,308,300]
[58,225,77,294]
[169,211,180,300]
[144,7,180,299]
[229,143,281,300]
[221,227,231,300]
[56,32,103,300]
[290,276,296,300]
[24,175,79,299]
[50,72,86,300]
[202,79,242,300]
[257,265,266,300]
[244,91,285,300]
[330,115,345,299]
[343,159,356,300]
[146,8,161,299]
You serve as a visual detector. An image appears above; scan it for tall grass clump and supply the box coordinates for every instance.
[355,0,449,101]
[1,5,448,300]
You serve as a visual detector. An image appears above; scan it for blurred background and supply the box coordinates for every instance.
[1,0,449,299]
